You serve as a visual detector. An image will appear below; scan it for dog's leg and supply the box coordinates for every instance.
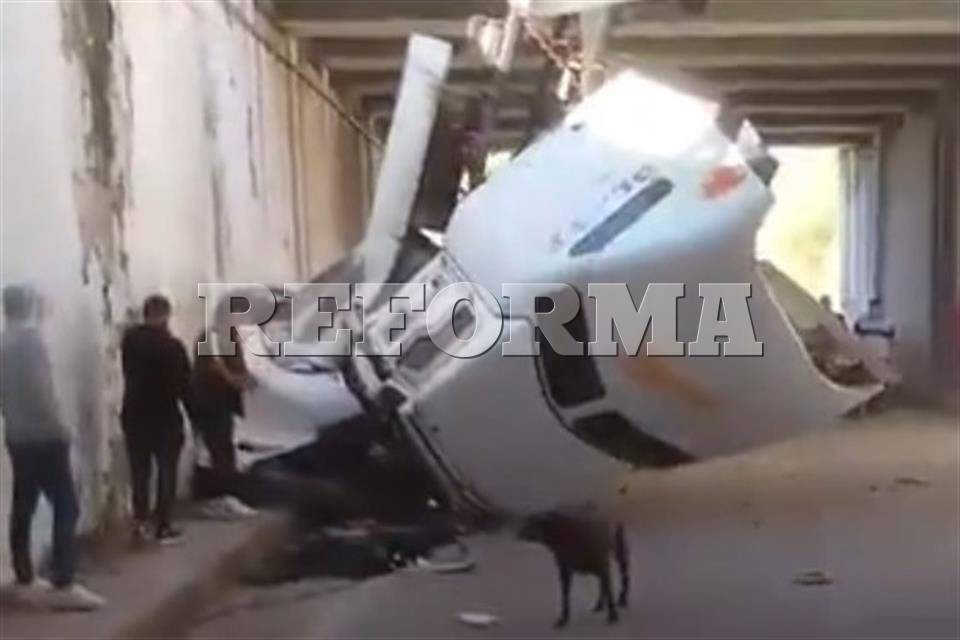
[600,566,618,623]
[614,524,630,607]
[592,575,608,612]
[555,562,572,628]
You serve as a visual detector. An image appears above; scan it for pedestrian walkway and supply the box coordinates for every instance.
[0,512,290,640]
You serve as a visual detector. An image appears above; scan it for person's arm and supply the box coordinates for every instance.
[209,350,245,390]
[22,332,64,429]
[173,340,192,402]
[231,327,257,388]
[230,327,250,375]
[210,329,254,390]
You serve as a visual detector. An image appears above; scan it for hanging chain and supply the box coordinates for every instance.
[519,16,608,100]
[521,19,581,73]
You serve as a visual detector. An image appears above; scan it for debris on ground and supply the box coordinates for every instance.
[457,612,501,628]
[893,476,931,488]
[793,570,834,587]
[242,520,473,584]
[398,537,476,574]
[193,579,357,627]
[198,415,479,586]
[0,584,46,611]
[403,550,476,574]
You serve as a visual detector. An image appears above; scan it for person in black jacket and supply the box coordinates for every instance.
[121,294,190,545]
[187,311,257,518]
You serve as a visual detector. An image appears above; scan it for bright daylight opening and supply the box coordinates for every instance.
[756,146,842,311]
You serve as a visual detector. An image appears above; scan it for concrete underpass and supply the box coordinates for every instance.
[1,1,958,638]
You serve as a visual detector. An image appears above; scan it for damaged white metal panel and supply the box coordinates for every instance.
[397,322,629,513]
[239,363,363,468]
[360,35,453,285]
[389,72,882,511]
[759,260,900,387]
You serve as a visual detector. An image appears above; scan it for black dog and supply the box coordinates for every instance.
[518,507,629,628]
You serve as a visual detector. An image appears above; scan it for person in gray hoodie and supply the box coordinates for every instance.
[0,285,104,610]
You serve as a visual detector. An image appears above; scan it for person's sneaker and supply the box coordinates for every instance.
[155,527,185,546]
[197,497,233,520]
[131,522,151,547]
[222,495,259,518]
[198,496,258,520]
[45,583,105,611]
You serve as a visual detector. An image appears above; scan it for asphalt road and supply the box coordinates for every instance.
[189,410,960,639]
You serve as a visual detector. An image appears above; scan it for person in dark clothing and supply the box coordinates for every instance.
[121,294,191,545]
[0,285,104,610]
[187,315,257,517]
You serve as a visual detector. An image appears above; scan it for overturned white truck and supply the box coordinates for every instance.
[239,39,887,516]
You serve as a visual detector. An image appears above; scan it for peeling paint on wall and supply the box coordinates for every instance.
[203,107,225,276]
[247,104,260,198]
[2,0,368,551]
[60,0,129,297]
[199,43,230,280]
[209,164,228,279]
[61,0,117,188]
[57,0,135,528]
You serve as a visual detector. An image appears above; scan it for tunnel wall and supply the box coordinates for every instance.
[880,110,939,401]
[0,0,366,576]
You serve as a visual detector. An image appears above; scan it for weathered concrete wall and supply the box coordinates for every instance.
[941,85,960,410]
[0,0,116,577]
[933,85,960,410]
[0,0,365,577]
[880,111,938,399]
[297,65,367,276]
[954,92,960,410]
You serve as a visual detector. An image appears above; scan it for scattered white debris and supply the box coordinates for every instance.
[794,570,834,586]
[417,556,476,574]
[457,612,500,628]
[405,542,477,573]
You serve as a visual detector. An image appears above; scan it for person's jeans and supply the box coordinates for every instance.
[7,440,79,587]
[192,412,237,499]
[122,418,184,532]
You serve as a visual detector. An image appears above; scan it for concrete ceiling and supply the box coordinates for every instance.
[266,0,960,146]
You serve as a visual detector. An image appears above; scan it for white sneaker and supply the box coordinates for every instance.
[45,583,106,611]
[198,497,234,520]
[197,495,258,520]
[222,495,259,518]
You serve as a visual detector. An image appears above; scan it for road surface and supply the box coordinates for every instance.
[189,410,960,639]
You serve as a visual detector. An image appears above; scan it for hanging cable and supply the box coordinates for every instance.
[215,0,383,149]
